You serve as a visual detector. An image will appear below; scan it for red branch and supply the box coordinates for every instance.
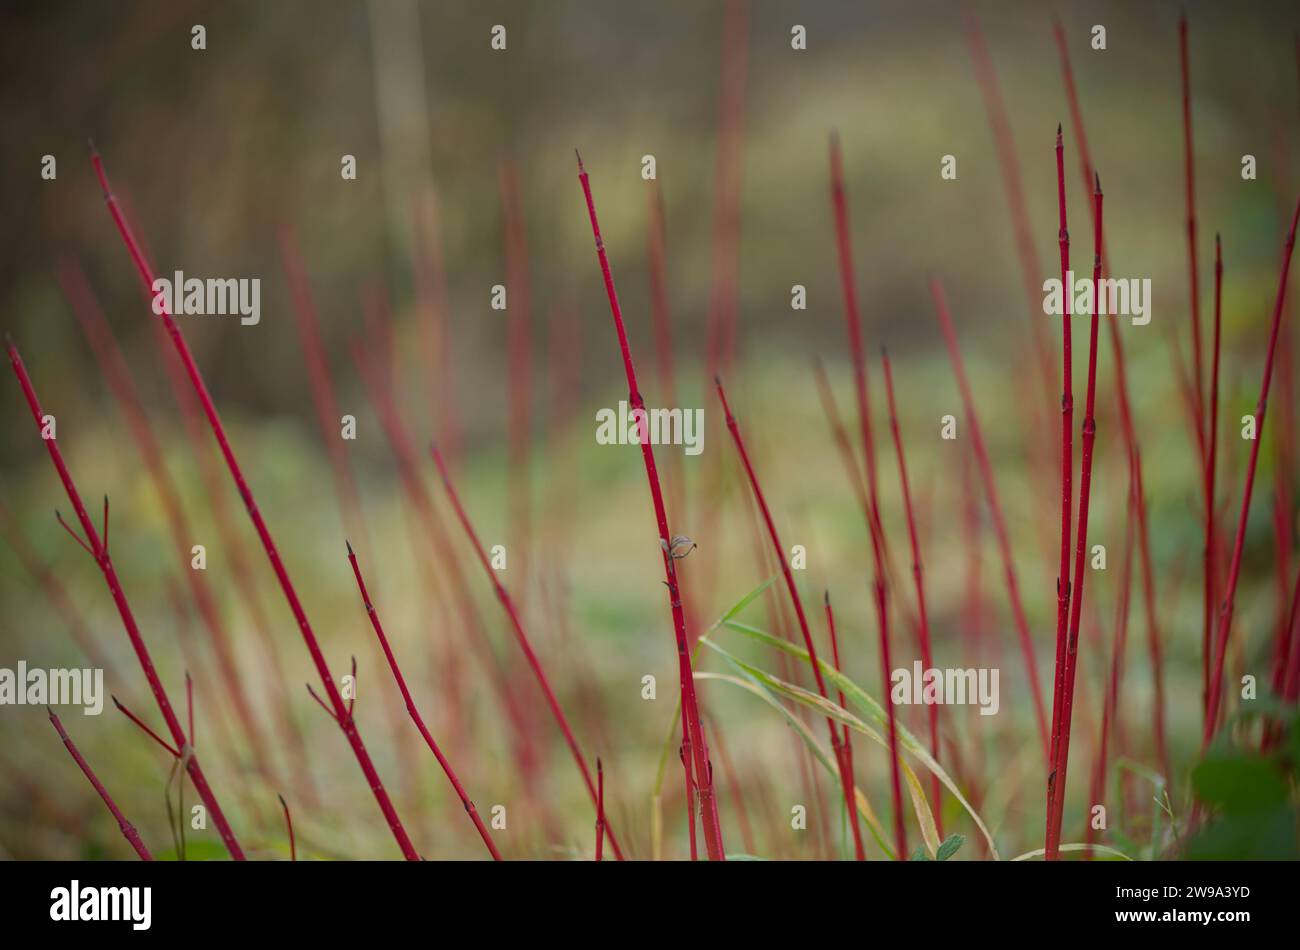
[595,757,606,862]
[7,340,243,858]
[716,379,872,859]
[346,542,502,860]
[1046,175,1104,860]
[1180,13,1207,451]
[278,793,296,862]
[1052,17,1169,779]
[929,280,1049,754]
[1206,234,1224,726]
[964,13,1056,407]
[1046,123,1074,855]
[1205,197,1300,742]
[824,591,866,858]
[91,150,417,860]
[577,151,725,860]
[430,442,624,860]
[59,259,277,784]
[48,709,152,860]
[881,349,942,837]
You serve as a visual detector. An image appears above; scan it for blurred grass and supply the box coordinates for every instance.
[2,0,1299,859]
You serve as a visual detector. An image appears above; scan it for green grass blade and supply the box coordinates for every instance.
[695,670,896,858]
[713,621,1000,859]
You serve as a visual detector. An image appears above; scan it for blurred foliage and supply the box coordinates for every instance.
[2,0,1300,860]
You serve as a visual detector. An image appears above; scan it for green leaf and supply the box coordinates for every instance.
[714,621,999,859]
[1192,754,1288,814]
[694,671,896,858]
[699,638,944,857]
[909,846,932,861]
[708,576,776,633]
[154,839,230,862]
[649,575,777,861]
[936,833,965,861]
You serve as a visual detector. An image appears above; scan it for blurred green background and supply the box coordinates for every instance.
[1,0,1299,860]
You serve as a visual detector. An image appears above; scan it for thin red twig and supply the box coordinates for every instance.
[1052,18,1169,780]
[1205,234,1224,726]
[7,339,243,858]
[577,151,724,860]
[60,259,277,784]
[1046,174,1104,860]
[430,442,624,860]
[824,591,866,858]
[1204,197,1300,742]
[595,757,606,862]
[716,379,875,860]
[929,280,1049,755]
[49,708,152,860]
[92,150,416,860]
[881,349,942,837]
[346,542,502,861]
[278,793,296,861]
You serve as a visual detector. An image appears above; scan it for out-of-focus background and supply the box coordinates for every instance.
[2,0,1299,860]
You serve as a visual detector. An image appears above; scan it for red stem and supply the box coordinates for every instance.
[1205,234,1223,727]
[91,150,417,861]
[1204,197,1300,743]
[824,591,866,859]
[1045,175,1104,860]
[0,500,124,686]
[880,349,942,838]
[48,709,152,860]
[8,341,243,859]
[1281,560,1300,702]
[348,339,545,804]
[702,0,748,379]
[707,714,756,855]
[645,178,700,854]
[875,565,907,861]
[929,280,1050,755]
[430,442,625,860]
[827,142,915,838]
[1085,474,1136,859]
[112,695,181,759]
[413,188,464,470]
[499,160,535,594]
[828,136,885,525]
[716,379,875,860]
[1052,18,1169,779]
[963,13,1057,407]
[277,794,296,861]
[277,227,418,801]
[346,542,503,860]
[59,259,278,785]
[595,758,606,862]
[1180,13,1207,451]
[577,151,725,860]
[1047,123,1074,850]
